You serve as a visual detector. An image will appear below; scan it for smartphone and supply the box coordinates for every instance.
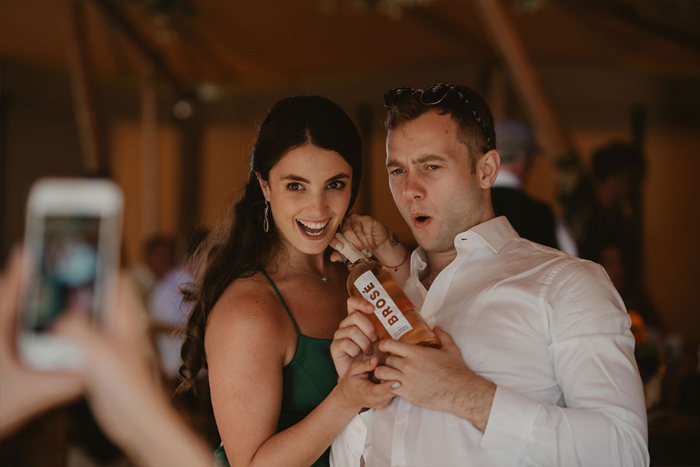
[18,178,123,370]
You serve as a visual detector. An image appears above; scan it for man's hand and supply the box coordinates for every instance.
[374,326,496,432]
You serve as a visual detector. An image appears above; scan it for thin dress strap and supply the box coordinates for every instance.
[261,270,301,335]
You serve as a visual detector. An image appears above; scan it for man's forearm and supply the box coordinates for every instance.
[449,375,496,432]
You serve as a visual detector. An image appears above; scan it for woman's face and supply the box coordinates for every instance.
[259,144,353,256]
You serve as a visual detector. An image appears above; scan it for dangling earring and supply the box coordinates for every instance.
[263,201,270,233]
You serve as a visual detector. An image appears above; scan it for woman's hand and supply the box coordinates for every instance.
[340,214,393,254]
[334,214,405,264]
[335,356,396,412]
[330,297,378,379]
[331,213,411,283]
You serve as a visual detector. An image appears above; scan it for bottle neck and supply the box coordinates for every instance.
[346,256,370,267]
[335,232,370,265]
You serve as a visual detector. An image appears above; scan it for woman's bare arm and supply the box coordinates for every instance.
[206,283,395,467]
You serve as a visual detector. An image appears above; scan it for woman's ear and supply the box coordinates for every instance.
[256,172,270,202]
[478,150,500,189]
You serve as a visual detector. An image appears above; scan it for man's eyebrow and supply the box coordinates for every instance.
[415,155,448,164]
[386,155,448,169]
[386,159,402,170]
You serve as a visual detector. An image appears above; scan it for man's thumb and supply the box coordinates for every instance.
[434,326,455,348]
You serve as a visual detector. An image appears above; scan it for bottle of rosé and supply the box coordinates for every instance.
[335,233,441,348]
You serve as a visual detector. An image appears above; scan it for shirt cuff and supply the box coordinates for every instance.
[480,385,542,461]
[330,411,373,467]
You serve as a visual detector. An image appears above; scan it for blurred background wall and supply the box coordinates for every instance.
[2,0,698,338]
[2,1,700,465]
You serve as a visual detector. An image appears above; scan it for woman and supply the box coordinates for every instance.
[178,96,396,467]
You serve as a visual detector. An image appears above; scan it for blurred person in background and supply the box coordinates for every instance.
[149,227,209,381]
[128,235,177,305]
[0,249,212,466]
[148,227,219,448]
[589,237,665,409]
[491,120,560,250]
[178,95,397,467]
[579,141,645,277]
[589,237,662,330]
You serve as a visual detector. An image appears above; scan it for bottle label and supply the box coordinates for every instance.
[354,270,413,340]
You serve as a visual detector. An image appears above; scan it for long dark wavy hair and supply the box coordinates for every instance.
[177,96,362,393]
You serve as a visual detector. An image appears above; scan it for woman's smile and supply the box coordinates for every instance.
[296,218,331,238]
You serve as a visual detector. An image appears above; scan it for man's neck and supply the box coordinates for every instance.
[421,249,458,290]
[420,210,497,290]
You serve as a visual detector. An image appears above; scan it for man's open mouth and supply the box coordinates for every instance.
[412,214,432,228]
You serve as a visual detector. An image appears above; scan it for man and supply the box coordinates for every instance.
[491,119,559,249]
[330,84,648,466]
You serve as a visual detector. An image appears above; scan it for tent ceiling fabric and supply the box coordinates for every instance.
[1,0,700,91]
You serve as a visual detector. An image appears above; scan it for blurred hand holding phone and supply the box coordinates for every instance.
[18,178,123,370]
[2,178,212,465]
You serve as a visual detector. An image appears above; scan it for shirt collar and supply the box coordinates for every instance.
[410,216,519,275]
[459,216,520,254]
[492,169,522,189]
[410,247,429,276]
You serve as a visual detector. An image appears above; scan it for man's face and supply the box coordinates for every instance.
[386,110,490,254]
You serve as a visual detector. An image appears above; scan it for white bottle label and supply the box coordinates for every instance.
[354,270,413,340]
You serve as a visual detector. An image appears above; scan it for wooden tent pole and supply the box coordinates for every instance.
[63,0,101,175]
[356,104,374,216]
[95,1,184,91]
[177,99,203,242]
[472,0,573,157]
[141,66,159,238]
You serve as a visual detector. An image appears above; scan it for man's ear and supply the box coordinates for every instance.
[478,150,500,189]
[256,172,270,201]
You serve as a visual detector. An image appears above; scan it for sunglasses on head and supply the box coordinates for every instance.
[383,83,492,152]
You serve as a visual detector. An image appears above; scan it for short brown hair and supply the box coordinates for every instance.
[384,85,496,173]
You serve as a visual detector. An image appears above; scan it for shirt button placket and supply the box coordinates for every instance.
[391,399,409,467]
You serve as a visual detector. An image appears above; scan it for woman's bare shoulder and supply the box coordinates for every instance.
[206,272,285,346]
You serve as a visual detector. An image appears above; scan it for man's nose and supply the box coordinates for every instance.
[403,173,425,201]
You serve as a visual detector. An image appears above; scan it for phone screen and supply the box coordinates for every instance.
[24,215,104,331]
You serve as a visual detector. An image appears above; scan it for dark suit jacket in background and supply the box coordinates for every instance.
[491,187,559,249]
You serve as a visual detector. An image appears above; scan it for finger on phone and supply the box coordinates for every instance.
[0,246,24,329]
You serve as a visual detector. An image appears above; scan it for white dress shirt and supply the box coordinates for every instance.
[331,217,648,467]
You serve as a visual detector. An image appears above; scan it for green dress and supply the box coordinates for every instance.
[214,271,338,467]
